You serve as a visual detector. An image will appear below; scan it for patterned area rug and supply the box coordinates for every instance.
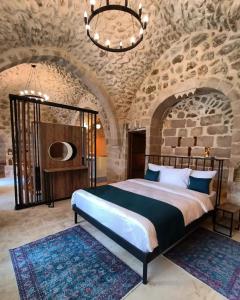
[10,225,141,300]
[165,227,240,300]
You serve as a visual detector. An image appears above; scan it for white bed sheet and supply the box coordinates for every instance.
[71,179,214,252]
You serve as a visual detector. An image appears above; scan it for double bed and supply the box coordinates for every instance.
[72,155,224,284]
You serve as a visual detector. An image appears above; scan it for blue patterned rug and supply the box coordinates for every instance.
[165,227,240,300]
[10,225,141,300]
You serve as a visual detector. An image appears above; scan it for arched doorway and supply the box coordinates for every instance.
[96,119,107,184]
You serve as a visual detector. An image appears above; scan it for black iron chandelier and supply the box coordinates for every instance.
[19,64,49,101]
[84,0,149,52]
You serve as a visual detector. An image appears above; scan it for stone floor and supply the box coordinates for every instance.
[0,179,239,300]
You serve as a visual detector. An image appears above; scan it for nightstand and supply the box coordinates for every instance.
[213,203,240,237]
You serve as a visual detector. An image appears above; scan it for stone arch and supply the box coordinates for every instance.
[0,47,120,147]
[147,78,240,201]
[148,78,240,161]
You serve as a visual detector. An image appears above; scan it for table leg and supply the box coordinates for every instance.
[48,174,54,208]
[230,212,233,237]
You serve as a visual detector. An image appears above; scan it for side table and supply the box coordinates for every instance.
[213,202,240,237]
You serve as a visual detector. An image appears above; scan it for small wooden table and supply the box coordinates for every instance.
[213,202,240,237]
[43,166,88,208]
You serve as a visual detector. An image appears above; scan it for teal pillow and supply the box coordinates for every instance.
[144,169,160,182]
[188,176,212,194]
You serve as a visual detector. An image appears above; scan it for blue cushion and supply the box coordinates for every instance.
[144,169,160,182]
[188,176,212,194]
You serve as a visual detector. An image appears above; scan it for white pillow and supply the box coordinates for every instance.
[148,163,174,172]
[159,168,192,188]
[190,170,217,179]
[148,163,174,182]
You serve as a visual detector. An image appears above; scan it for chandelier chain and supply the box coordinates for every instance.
[94,0,102,33]
[19,64,49,101]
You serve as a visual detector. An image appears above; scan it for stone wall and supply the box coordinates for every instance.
[0,62,111,177]
[0,1,239,119]
[128,30,240,126]
[126,30,240,203]
[0,1,240,183]
[127,30,240,167]
[161,93,233,163]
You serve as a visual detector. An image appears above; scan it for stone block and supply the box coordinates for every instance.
[169,120,186,128]
[231,144,240,156]
[191,147,205,157]
[172,55,184,64]
[181,137,195,147]
[186,119,196,127]
[233,116,240,128]
[175,147,189,156]
[211,148,231,158]
[207,125,229,135]
[217,136,232,147]
[165,137,179,147]
[178,128,188,137]
[197,136,214,147]
[161,146,174,155]
[200,114,222,126]
[163,128,176,137]
[190,127,203,136]
[232,131,240,143]
[146,85,156,94]
[177,112,185,119]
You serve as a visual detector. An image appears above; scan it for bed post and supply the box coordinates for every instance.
[74,211,78,224]
[143,257,148,284]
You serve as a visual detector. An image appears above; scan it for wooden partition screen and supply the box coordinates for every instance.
[9,94,98,210]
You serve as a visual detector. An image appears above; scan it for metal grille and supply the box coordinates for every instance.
[9,94,97,209]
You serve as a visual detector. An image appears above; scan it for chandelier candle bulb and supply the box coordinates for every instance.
[131,36,136,45]
[105,39,110,47]
[139,28,144,36]
[94,33,99,41]
[84,11,88,24]
[90,0,95,12]
[139,3,142,17]
[120,41,123,49]
[143,15,149,29]
[86,24,90,31]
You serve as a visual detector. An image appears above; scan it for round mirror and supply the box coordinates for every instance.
[48,142,74,161]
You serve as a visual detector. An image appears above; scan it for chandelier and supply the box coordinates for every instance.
[84,0,149,52]
[19,64,49,101]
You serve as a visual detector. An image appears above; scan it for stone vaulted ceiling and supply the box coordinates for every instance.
[0,0,240,119]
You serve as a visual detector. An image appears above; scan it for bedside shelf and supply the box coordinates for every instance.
[213,202,240,237]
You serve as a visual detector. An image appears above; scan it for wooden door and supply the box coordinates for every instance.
[128,130,146,179]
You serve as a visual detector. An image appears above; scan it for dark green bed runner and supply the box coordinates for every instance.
[84,185,185,252]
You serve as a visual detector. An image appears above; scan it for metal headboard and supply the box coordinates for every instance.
[145,154,225,208]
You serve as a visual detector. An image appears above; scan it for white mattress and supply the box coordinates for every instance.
[71,179,214,252]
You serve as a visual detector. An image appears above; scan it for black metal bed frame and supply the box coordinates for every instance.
[73,154,225,284]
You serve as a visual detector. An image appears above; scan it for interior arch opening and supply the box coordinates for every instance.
[150,87,234,198]
[96,118,107,184]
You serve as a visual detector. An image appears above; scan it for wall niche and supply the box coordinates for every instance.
[161,92,233,163]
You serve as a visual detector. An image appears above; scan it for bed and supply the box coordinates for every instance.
[72,155,224,284]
